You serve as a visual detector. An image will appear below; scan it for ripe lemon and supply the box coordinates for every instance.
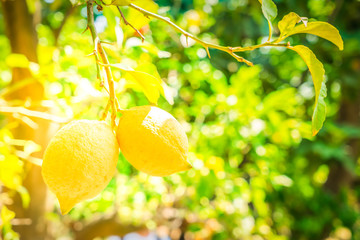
[116,105,191,176]
[42,120,119,214]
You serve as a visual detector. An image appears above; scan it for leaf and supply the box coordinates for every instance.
[108,63,163,104]
[17,186,30,208]
[278,12,301,39]
[1,206,15,226]
[283,21,344,50]
[124,71,162,104]
[111,0,133,6]
[122,0,158,31]
[258,0,277,21]
[6,54,30,68]
[312,82,327,136]
[288,45,326,135]
[258,0,278,40]
[136,63,174,104]
[69,0,86,6]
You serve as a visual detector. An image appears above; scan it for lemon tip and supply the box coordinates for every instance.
[58,196,77,215]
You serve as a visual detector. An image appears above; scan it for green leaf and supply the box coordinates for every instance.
[278,12,301,39]
[258,0,278,40]
[107,63,163,104]
[258,0,278,21]
[312,82,327,136]
[288,45,326,135]
[283,21,343,50]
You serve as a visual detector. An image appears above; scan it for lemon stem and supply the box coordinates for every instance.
[87,0,118,127]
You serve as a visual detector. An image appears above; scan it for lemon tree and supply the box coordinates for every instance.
[0,0,355,239]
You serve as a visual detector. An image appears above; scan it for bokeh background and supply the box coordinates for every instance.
[1,0,360,239]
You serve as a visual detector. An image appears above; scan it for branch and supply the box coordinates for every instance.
[87,0,118,127]
[128,3,254,65]
[231,42,289,52]
[117,6,145,42]
[15,150,43,166]
[0,106,69,123]
[127,3,290,65]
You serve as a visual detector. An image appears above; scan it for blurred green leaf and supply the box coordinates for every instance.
[69,0,86,6]
[258,0,278,21]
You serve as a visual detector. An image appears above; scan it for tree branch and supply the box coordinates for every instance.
[128,3,253,65]
[117,6,145,42]
[126,3,291,65]
[0,106,69,123]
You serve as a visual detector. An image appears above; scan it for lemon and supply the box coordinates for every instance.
[42,120,119,214]
[117,105,191,176]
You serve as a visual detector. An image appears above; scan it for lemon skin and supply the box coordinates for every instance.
[42,120,119,214]
[117,106,191,176]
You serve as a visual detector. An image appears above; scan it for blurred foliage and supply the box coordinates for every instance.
[1,0,360,239]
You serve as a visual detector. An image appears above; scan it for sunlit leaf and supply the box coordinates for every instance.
[136,63,174,104]
[277,12,301,39]
[126,71,161,104]
[6,54,30,68]
[0,130,25,190]
[111,0,136,6]
[0,205,19,240]
[288,45,326,135]
[107,63,163,104]
[0,206,15,226]
[283,21,343,50]
[117,0,158,32]
[17,186,30,208]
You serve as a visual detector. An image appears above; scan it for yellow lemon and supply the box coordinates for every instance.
[42,120,119,214]
[116,105,191,176]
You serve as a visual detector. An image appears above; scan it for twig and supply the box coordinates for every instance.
[129,3,254,65]
[87,0,118,127]
[15,150,43,166]
[231,42,289,52]
[0,106,69,123]
[117,6,145,42]
[101,99,111,121]
[128,3,289,65]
